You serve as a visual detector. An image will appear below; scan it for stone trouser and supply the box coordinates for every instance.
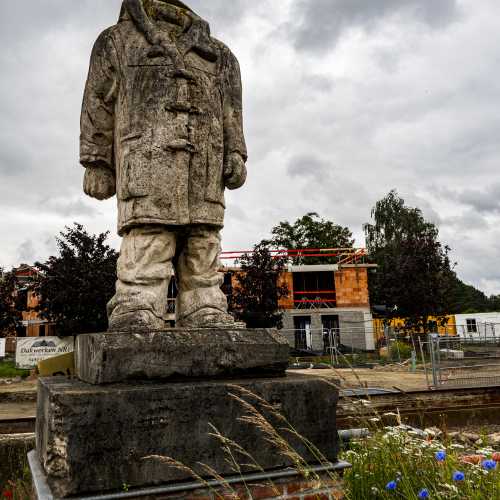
[107,224,232,330]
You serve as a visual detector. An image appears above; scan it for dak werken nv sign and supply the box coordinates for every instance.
[16,337,75,370]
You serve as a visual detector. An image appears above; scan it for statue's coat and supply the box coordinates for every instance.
[80,3,247,234]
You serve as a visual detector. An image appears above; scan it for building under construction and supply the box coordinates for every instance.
[221,248,376,353]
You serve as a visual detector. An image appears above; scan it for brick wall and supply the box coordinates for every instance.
[156,475,344,500]
[334,267,369,308]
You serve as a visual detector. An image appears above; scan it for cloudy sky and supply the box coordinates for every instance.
[1,0,500,294]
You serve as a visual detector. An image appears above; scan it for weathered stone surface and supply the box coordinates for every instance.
[81,0,248,329]
[36,375,339,498]
[75,328,289,384]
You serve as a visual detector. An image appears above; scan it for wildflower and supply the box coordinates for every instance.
[2,491,13,499]
[386,481,398,491]
[452,471,465,481]
[435,450,446,461]
[482,459,497,471]
[371,487,379,494]
[442,484,459,493]
[418,489,430,499]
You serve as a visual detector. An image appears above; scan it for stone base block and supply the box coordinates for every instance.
[36,375,339,498]
[75,328,289,385]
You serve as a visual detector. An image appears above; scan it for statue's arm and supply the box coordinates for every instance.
[80,29,119,200]
[222,50,248,191]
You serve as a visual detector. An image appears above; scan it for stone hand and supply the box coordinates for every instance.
[223,153,247,190]
[83,165,116,200]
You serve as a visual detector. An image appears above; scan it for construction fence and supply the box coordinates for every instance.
[421,333,500,389]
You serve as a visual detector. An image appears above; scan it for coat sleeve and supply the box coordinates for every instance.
[80,28,120,171]
[222,49,248,162]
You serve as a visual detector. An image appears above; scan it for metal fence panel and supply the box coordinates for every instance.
[425,333,500,389]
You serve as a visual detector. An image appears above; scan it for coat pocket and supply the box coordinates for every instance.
[204,119,225,206]
[118,132,149,200]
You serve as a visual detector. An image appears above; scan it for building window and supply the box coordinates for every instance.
[292,272,336,309]
[466,318,478,333]
[167,277,178,316]
[293,316,312,350]
[321,315,340,354]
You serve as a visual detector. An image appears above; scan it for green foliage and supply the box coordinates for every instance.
[264,212,354,264]
[390,341,413,361]
[365,190,454,329]
[0,269,22,336]
[35,223,118,336]
[231,243,288,328]
[448,277,495,314]
[342,428,500,499]
[0,359,30,379]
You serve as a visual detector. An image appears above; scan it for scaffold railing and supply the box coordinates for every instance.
[220,248,368,265]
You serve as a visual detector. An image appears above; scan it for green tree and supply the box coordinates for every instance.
[231,243,289,328]
[447,277,492,314]
[0,268,21,336]
[265,212,354,264]
[35,224,118,336]
[364,190,454,332]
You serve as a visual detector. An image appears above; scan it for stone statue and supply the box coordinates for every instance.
[80,0,247,330]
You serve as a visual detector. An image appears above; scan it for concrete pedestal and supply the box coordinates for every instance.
[35,375,339,498]
[75,328,289,384]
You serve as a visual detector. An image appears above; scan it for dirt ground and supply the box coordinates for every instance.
[291,367,430,392]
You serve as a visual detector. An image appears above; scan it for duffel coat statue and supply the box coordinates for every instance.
[80,0,247,330]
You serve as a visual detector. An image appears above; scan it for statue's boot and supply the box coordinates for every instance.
[177,307,245,329]
[108,309,165,331]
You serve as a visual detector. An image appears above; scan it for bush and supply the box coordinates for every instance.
[390,341,413,362]
[0,360,30,379]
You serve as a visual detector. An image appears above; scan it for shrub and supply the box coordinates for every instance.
[390,341,413,361]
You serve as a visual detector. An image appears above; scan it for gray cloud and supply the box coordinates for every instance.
[287,154,332,180]
[288,0,459,52]
[460,185,500,214]
[439,184,500,214]
[442,211,489,231]
[17,240,36,264]
[40,197,99,218]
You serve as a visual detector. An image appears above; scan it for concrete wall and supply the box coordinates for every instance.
[281,308,374,351]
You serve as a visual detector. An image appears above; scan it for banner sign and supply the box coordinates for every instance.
[0,338,5,358]
[16,337,75,370]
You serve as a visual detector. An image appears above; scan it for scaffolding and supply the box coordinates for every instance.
[220,247,368,265]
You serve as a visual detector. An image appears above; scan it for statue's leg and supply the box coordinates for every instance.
[107,225,176,331]
[176,225,236,328]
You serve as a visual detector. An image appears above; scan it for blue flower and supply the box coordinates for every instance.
[386,481,398,491]
[418,488,430,499]
[482,460,497,471]
[452,471,465,481]
[435,450,446,462]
